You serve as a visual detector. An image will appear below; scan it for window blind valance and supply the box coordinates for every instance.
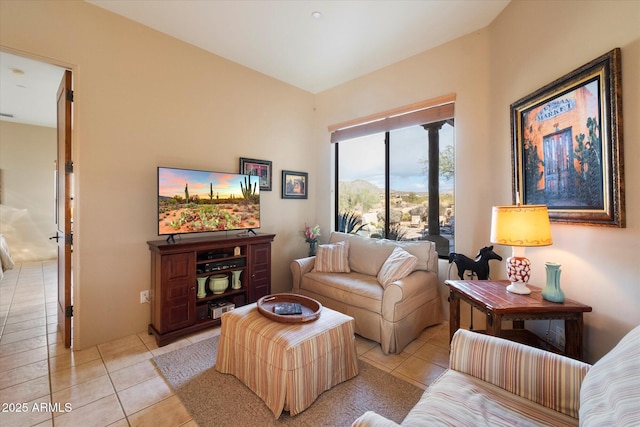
[328,94,455,143]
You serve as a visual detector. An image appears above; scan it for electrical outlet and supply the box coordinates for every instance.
[556,326,565,348]
[140,290,150,304]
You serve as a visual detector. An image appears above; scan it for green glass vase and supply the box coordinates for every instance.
[196,277,207,299]
[542,262,564,303]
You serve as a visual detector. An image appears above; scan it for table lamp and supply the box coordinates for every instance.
[490,204,553,294]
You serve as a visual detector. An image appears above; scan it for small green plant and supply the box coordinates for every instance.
[337,210,366,234]
[371,220,408,240]
[386,223,408,241]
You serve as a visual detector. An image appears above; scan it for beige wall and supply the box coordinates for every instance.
[486,0,639,362]
[314,28,493,333]
[1,1,317,349]
[0,121,57,261]
[315,0,639,363]
[1,0,638,361]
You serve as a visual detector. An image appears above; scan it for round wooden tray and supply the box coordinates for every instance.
[257,293,322,323]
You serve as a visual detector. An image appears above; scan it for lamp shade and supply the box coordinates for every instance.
[490,205,553,247]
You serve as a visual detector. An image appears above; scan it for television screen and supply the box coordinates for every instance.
[158,167,260,236]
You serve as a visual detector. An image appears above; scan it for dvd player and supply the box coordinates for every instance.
[201,258,246,273]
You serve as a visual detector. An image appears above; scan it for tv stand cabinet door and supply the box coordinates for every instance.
[159,252,196,333]
[248,242,271,303]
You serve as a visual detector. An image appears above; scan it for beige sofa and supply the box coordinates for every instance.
[290,231,442,354]
[353,326,640,426]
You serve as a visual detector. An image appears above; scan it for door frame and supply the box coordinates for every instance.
[1,47,79,347]
[56,69,73,348]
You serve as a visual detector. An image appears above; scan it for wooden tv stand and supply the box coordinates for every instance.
[147,233,275,346]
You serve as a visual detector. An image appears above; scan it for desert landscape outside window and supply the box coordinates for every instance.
[335,120,455,257]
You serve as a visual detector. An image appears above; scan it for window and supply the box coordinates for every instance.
[332,99,454,257]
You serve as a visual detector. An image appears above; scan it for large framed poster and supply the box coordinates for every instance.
[511,48,624,227]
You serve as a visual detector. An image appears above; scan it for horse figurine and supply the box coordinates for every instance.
[448,245,503,280]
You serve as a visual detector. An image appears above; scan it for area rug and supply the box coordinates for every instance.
[153,336,423,426]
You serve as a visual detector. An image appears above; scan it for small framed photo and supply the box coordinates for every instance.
[282,170,308,199]
[239,157,272,191]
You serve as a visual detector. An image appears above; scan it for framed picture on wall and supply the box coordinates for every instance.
[282,170,308,199]
[239,157,272,191]
[510,48,624,227]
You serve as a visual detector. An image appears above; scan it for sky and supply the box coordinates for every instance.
[158,167,259,198]
[338,124,454,192]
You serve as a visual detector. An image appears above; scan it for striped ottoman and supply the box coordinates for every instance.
[215,302,359,418]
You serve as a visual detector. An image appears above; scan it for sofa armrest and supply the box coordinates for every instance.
[290,257,315,291]
[351,411,401,427]
[450,329,590,418]
[382,270,437,321]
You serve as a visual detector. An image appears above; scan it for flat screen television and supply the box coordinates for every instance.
[158,167,260,239]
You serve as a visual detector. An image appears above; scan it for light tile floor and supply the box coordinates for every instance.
[0,261,450,426]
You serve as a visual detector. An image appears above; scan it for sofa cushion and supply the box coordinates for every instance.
[300,271,383,314]
[377,247,417,288]
[400,370,578,427]
[313,241,351,273]
[329,232,436,276]
[579,324,640,426]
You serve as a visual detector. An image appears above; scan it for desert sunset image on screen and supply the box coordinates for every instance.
[158,167,260,235]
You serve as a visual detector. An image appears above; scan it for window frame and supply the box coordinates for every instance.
[331,97,455,257]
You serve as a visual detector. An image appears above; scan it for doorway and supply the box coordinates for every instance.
[0,50,73,347]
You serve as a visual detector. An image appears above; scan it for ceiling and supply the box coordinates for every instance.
[88,0,510,93]
[0,0,509,128]
[0,52,66,128]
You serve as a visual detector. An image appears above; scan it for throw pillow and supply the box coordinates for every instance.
[377,246,417,288]
[313,241,350,273]
[579,324,640,425]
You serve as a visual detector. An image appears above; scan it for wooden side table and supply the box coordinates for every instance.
[445,279,592,360]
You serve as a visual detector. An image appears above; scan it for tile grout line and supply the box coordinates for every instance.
[0,262,54,426]
[0,264,20,343]
[2,263,182,426]
[42,257,132,427]
[99,343,132,426]
[41,260,56,427]
[3,261,448,426]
